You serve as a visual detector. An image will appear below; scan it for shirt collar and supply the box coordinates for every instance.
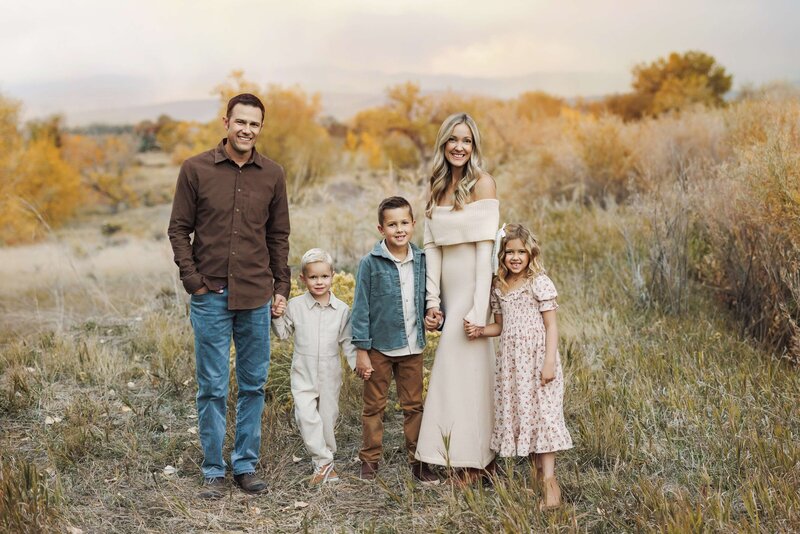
[302,291,338,310]
[213,139,263,168]
[380,241,413,265]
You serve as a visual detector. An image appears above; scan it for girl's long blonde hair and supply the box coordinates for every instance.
[495,223,544,292]
[425,113,484,217]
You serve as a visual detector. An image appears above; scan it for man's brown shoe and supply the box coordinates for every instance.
[233,472,267,494]
[198,477,226,500]
[359,461,379,480]
[412,463,440,485]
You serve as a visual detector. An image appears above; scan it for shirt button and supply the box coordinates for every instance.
[229,273,234,277]
[237,188,241,192]
[235,208,240,213]
[234,230,238,234]
[231,251,236,255]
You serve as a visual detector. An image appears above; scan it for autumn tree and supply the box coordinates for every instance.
[350,83,442,170]
[170,71,335,199]
[606,51,733,120]
[0,95,83,243]
[61,134,139,211]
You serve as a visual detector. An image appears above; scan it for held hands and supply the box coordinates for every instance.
[424,307,444,331]
[355,349,374,381]
[463,320,483,340]
[540,357,556,386]
[271,294,287,318]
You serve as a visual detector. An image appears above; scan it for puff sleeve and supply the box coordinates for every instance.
[532,274,559,312]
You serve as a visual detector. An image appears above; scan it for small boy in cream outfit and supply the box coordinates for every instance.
[272,248,358,484]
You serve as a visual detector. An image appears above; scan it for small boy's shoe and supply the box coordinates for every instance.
[359,461,379,480]
[233,472,267,494]
[411,463,440,485]
[198,477,226,499]
[310,462,339,485]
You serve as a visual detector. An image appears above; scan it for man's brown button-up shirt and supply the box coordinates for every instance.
[168,139,291,310]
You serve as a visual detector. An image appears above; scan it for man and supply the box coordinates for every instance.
[168,93,290,499]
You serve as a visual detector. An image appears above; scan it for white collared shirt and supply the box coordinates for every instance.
[380,241,422,356]
[271,291,357,369]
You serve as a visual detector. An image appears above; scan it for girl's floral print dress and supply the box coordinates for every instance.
[490,274,573,457]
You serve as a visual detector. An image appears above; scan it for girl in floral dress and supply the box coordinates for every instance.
[464,223,572,509]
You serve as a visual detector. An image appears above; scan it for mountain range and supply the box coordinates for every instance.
[4,68,633,126]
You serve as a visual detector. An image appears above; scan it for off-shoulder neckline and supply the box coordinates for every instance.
[432,198,499,209]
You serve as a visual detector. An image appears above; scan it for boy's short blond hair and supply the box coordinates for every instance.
[300,248,334,274]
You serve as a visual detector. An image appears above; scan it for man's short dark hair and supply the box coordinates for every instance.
[226,93,265,122]
[378,196,414,225]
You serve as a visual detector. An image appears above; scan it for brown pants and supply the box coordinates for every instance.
[360,350,423,465]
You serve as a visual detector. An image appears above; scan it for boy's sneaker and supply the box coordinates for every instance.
[310,462,339,485]
[412,463,440,485]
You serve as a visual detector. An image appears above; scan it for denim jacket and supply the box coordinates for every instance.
[351,241,427,353]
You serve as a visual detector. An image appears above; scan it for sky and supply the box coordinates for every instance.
[1,0,798,119]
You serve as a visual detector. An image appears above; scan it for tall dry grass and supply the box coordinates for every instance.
[1,85,799,532]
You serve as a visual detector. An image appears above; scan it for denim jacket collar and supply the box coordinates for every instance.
[370,240,425,262]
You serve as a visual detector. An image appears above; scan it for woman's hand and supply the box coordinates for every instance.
[463,319,483,339]
[425,307,444,331]
[540,357,556,386]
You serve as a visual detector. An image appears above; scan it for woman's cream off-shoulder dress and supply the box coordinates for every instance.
[415,199,499,469]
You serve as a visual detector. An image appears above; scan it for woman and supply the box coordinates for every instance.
[415,113,499,478]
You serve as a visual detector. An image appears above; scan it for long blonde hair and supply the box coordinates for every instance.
[425,113,484,217]
[495,223,544,292]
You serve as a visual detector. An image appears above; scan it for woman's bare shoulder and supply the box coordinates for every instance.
[471,172,497,201]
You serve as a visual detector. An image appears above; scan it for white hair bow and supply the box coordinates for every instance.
[491,223,506,274]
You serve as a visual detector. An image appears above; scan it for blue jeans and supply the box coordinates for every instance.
[189,288,271,478]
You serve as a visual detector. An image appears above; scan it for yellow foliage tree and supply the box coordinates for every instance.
[61,134,138,212]
[209,71,334,199]
[1,138,82,243]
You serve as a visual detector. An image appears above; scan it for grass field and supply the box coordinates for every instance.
[1,156,798,533]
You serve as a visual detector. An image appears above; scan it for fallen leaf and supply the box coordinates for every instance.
[294,501,309,509]
[108,389,116,398]
[187,427,197,435]
[126,381,136,389]
[163,465,177,475]
[25,367,36,373]
[292,455,303,463]
[120,406,132,413]
[44,416,62,425]
[67,527,84,534]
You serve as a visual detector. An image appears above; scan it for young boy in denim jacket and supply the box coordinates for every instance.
[272,248,358,485]
[351,196,439,484]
